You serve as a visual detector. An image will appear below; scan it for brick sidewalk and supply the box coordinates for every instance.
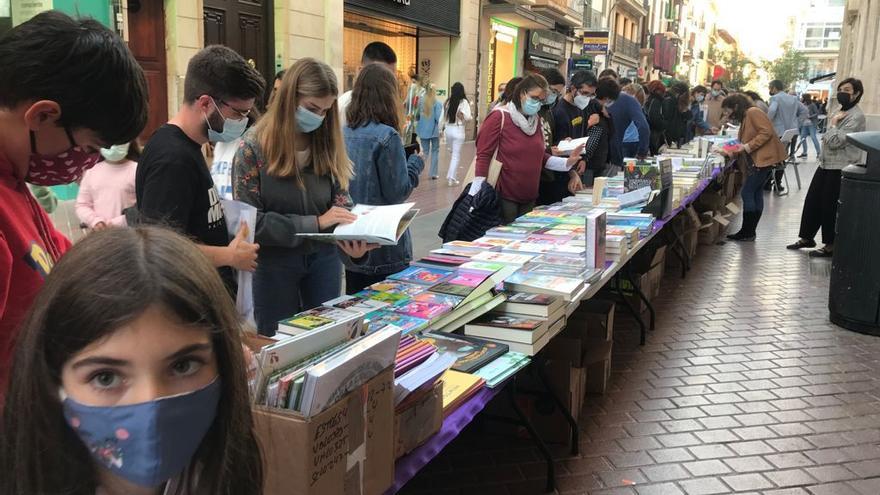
[399,161,880,495]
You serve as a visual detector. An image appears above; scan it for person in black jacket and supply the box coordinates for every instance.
[663,82,692,147]
[577,78,616,186]
[644,80,667,155]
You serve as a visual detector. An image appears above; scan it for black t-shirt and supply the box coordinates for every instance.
[552,99,588,141]
[135,124,234,289]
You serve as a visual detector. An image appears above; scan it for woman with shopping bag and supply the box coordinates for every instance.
[467,74,584,224]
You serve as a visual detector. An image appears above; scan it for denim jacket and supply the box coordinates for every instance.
[344,122,425,275]
[416,101,443,139]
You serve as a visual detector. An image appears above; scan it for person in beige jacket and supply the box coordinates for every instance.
[718,93,788,241]
[788,78,866,257]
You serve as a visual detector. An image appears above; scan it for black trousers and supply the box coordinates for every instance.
[798,168,842,245]
[345,270,389,295]
[500,198,535,224]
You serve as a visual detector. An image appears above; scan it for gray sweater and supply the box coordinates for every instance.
[819,105,866,170]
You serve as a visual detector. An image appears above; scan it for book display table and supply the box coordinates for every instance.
[388,157,738,493]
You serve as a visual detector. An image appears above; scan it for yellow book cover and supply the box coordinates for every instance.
[439,369,484,413]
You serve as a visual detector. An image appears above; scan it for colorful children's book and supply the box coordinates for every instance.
[277,306,365,337]
[442,240,500,252]
[420,332,509,373]
[391,292,462,320]
[472,237,516,248]
[365,309,430,335]
[484,225,537,239]
[368,280,426,297]
[389,265,454,286]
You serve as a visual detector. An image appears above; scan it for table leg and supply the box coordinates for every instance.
[624,266,655,332]
[614,272,647,345]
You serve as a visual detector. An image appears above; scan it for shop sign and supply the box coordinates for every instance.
[570,57,594,72]
[528,30,566,61]
[626,68,638,78]
[583,31,609,54]
[344,0,460,35]
[11,0,52,26]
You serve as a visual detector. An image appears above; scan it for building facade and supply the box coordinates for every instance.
[836,0,880,130]
[606,0,648,80]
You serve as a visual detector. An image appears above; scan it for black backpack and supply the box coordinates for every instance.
[438,182,502,242]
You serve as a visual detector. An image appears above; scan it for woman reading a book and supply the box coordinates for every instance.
[233,58,375,336]
[344,64,426,293]
[0,227,263,495]
[470,74,585,224]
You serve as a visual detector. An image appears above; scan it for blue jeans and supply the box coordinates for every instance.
[798,124,821,155]
[253,246,342,336]
[741,167,773,213]
[421,136,440,177]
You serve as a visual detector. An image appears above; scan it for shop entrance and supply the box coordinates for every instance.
[488,20,518,105]
[343,12,417,92]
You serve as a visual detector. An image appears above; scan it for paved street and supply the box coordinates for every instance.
[400,158,880,495]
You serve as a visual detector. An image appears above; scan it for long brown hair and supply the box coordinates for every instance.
[721,93,754,123]
[0,227,263,495]
[253,58,352,189]
[346,63,403,132]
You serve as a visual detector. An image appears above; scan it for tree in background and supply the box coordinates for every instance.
[720,50,754,91]
[762,42,809,89]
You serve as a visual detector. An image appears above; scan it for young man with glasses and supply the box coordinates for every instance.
[136,45,265,293]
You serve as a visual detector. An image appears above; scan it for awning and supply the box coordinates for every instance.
[484,3,555,30]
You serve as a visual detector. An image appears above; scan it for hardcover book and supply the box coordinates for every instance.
[420,331,510,373]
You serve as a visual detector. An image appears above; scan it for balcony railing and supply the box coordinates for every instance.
[614,35,640,60]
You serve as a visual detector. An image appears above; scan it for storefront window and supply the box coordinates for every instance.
[343,12,417,92]
[488,19,519,105]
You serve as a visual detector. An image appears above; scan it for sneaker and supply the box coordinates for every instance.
[798,154,808,158]
[430,175,439,180]
[447,178,460,187]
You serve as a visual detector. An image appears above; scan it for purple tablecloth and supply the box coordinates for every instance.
[386,384,504,494]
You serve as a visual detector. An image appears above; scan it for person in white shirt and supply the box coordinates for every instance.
[338,42,397,128]
[440,82,473,186]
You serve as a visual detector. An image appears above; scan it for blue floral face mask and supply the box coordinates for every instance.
[62,378,221,488]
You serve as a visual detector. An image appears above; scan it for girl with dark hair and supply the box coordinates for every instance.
[76,140,141,229]
[0,227,263,495]
[718,94,787,241]
[471,74,584,223]
[644,80,667,154]
[440,81,472,186]
[662,82,692,146]
[344,63,425,293]
[788,78,866,257]
[500,77,523,105]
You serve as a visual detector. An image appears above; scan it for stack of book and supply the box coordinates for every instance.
[393,335,456,405]
[607,212,655,237]
[256,324,401,417]
[606,234,629,261]
[464,292,567,355]
[503,271,584,302]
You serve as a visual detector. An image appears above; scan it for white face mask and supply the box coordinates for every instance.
[574,95,592,110]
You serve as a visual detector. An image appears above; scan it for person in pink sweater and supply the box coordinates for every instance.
[471,73,584,223]
[75,141,139,229]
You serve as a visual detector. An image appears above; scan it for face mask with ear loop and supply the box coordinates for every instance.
[205,98,248,143]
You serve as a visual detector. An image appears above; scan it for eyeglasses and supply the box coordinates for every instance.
[213,97,252,119]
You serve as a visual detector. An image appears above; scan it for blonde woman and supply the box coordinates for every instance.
[233,58,374,336]
[416,82,443,179]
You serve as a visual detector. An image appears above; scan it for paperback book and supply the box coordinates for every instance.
[277,306,365,337]
[496,292,564,318]
[296,202,418,245]
[389,265,455,286]
[420,331,510,373]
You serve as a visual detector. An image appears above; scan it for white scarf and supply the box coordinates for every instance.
[503,101,539,136]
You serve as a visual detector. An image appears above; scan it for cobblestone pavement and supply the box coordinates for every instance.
[399,162,880,495]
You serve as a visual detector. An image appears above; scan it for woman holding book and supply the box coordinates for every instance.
[233,58,374,336]
[344,64,426,293]
[470,74,584,224]
[718,93,787,241]
[0,227,263,495]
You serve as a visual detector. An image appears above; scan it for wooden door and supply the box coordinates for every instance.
[203,0,273,99]
[127,0,168,142]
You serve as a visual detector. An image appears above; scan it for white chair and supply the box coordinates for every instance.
[779,128,802,191]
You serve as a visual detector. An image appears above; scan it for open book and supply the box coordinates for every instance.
[556,136,589,153]
[297,202,419,246]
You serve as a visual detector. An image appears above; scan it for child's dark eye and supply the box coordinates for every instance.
[89,371,123,390]
[170,358,203,377]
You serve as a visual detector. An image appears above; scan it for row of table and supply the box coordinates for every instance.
[386,159,734,494]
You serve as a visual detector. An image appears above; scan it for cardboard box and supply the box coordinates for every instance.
[568,299,616,342]
[393,381,443,459]
[254,367,395,495]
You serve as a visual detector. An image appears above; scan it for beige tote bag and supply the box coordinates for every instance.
[462,110,506,191]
